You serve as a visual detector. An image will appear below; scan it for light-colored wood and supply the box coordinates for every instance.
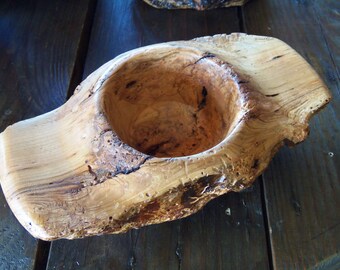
[0,33,330,240]
[142,0,250,10]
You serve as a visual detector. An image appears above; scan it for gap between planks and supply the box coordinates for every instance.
[66,0,99,100]
[260,177,275,270]
[238,6,274,270]
[33,0,99,269]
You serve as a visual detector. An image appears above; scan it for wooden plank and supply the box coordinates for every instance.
[243,0,340,269]
[179,183,269,270]
[0,0,93,269]
[314,0,340,80]
[82,0,242,74]
[47,1,270,269]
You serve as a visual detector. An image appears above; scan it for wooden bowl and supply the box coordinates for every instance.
[0,34,330,240]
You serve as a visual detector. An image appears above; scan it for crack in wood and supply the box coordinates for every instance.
[265,93,280,97]
[197,86,208,111]
[271,55,284,60]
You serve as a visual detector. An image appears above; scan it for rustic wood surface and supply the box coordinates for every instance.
[0,0,94,269]
[0,32,330,241]
[0,0,338,269]
[243,0,340,269]
[47,1,269,269]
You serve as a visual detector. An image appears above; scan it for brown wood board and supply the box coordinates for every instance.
[243,0,340,269]
[46,1,270,269]
[0,0,93,269]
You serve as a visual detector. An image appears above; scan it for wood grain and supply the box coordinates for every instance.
[83,0,241,75]
[47,184,269,270]
[47,0,270,269]
[2,0,336,268]
[243,0,340,268]
[179,183,269,270]
[0,0,92,269]
[2,32,330,241]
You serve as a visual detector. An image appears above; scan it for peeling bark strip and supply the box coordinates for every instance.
[0,34,331,240]
[143,0,251,10]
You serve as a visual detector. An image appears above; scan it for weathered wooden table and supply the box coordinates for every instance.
[0,0,339,269]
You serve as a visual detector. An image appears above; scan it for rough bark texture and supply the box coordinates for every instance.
[0,33,330,240]
[143,0,250,10]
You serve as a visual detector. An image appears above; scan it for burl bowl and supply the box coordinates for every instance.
[0,34,330,240]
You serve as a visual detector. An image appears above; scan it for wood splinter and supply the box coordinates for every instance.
[0,33,330,240]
